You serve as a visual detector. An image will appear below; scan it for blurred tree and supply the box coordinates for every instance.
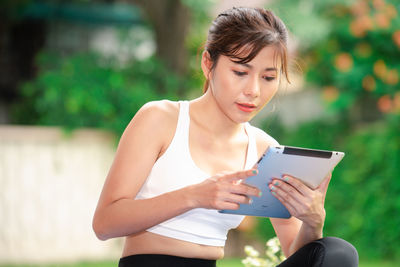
[257,0,400,261]
[8,0,212,135]
[12,52,183,136]
[126,0,191,77]
[0,0,145,122]
[311,0,399,123]
[270,0,400,124]
[0,0,46,107]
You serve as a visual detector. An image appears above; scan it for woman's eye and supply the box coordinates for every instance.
[263,76,276,81]
[233,70,247,76]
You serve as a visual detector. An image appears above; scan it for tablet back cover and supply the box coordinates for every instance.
[219,146,344,218]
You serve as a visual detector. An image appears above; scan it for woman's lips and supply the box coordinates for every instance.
[236,102,257,113]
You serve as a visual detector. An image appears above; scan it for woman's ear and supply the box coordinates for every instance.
[201,51,213,79]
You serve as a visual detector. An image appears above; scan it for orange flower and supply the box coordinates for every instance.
[375,13,390,29]
[377,95,393,113]
[384,69,399,85]
[351,0,370,17]
[322,86,340,102]
[373,0,386,10]
[360,15,374,31]
[362,75,376,91]
[350,20,366,37]
[335,53,353,72]
[373,60,387,79]
[349,16,373,38]
[384,4,398,19]
[393,31,400,49]
[394,92,400,112]
[393,92,400,112]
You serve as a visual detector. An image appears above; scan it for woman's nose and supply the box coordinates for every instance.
[243,77,260,97]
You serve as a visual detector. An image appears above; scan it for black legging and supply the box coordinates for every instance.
[118,237,358,267]
[277,237,358,267]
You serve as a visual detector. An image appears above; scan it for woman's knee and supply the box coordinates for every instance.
[317,237,359,267]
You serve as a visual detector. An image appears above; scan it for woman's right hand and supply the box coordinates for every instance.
[186,168,262,210]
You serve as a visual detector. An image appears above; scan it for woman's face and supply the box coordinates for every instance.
[203,45,281,123]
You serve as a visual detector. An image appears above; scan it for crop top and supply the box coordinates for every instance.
[135,100,259,246]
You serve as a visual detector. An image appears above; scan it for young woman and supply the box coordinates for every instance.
[93,7,358,267]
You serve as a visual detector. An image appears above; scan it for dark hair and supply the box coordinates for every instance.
[203,7,290,92]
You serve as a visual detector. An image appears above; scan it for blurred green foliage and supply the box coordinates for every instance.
[326,118,400,260]
[11,0,212,137]
[8,0,400,262]
[303,0,400,118]
[12,52,183,136]
[272,0,400,119]
[256,0,400,261]
[257,116,400,260]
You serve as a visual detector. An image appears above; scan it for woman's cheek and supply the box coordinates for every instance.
[262,85,278,100]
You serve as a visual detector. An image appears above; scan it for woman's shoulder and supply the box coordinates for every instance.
[133,99,183,129]
[121,100,181,154]
[125,99,180,138]
[247,124,279,157]
[138,99,180,120]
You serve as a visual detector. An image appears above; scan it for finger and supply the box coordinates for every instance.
[228,193,252,205]
[213,170,232,180]
[270,189,296,216]
[317,173,332,195]
[221,191,252,207]
[218,201,240,210]
[269,179,305,204]
[279,175,313,196]
[232,179,243,186]
[224,168,258,182]
[231,183,261,197]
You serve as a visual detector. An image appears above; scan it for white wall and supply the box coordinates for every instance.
[0,126,122,264]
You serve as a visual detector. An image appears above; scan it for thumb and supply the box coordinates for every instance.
[318,173,332,195]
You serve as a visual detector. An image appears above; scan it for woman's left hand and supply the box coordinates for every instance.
[269,173,332,230]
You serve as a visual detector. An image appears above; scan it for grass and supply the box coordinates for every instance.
[217,258,399,267]
[0,259,398,267]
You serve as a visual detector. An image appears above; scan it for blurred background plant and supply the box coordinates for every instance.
[242,237,286,267]
[12,52,183,136]
[1,0,399,265]
[3,0,212,136]
[256,0,400,262]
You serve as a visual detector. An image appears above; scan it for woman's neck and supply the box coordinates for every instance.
[189,92,245,140]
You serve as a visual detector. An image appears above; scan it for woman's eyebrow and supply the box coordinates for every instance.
[232,61,277,71]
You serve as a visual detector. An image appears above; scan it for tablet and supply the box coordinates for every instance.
[219,145,345,218]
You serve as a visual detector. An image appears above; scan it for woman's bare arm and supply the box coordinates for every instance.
[252,126,328,257]
[92,101,260,241]
[92,100,187,240]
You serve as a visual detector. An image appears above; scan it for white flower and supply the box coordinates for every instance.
[266,237,280,247]
[242,257,263,267]
[244,245,260,257]
[242,237,286,267]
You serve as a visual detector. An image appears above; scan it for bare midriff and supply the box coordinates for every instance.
[121,231,225,260]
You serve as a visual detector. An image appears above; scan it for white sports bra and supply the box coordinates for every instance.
[135,100,259,246]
